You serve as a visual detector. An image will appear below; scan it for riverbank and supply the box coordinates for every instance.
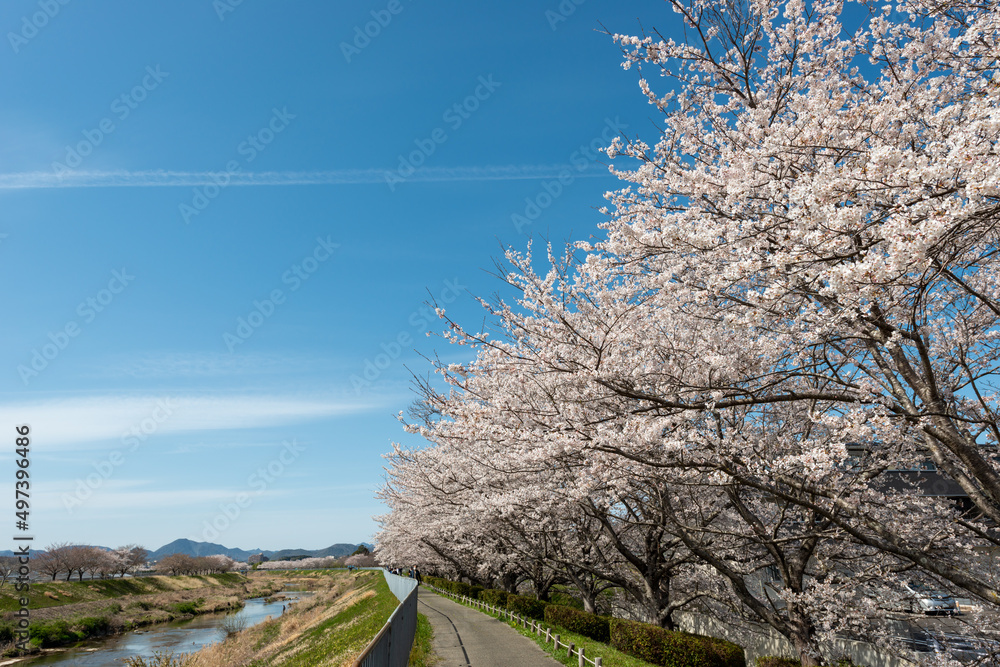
[150,569,401,666]
[0,573,283,659]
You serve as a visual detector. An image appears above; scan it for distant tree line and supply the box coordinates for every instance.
[155,553,235,575]
[27,544,149,582]
[255,556,343,570]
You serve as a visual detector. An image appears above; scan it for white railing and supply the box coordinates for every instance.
[423,582,604,667]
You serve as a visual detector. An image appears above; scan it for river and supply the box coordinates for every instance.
[19,591,310,666]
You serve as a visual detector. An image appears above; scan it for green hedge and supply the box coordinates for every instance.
[756,658,799,667]
[470,585,484,599]
[544,605,611,642]
[450,581,474,597]
[479,589,511,607]
[610,618,745,667]
[548,590,586,610]
[507,594,547,620]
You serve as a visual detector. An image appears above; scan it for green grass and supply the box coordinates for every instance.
[427,588,657,667]
[408,612,435,667]
[21,614,114,648]
[170,601,199,615]
[253,618,282,649]
[261,571,401,667]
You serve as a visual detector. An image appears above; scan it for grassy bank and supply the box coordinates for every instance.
[124,569,408,667]
[409,612,436,667]
[0,573,246,612]
[188,569,398,666]
[0,573,281,656]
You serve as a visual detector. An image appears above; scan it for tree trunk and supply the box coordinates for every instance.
[788,609,820,667]
[500,572,519,593]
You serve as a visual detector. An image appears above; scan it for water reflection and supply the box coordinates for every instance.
[22,591,310,666]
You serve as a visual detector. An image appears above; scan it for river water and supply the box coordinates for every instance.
[21,591,310,666]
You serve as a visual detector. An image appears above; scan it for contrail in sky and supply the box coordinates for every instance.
[0,165,611,190]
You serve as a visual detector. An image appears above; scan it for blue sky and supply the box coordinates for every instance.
[0,0,673,553]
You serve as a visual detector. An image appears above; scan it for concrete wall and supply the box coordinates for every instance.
[675,611,916,667]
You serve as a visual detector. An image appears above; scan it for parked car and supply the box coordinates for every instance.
[902,582,960,615]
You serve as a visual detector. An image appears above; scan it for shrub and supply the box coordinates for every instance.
[170,601,198,615]
[470,585,484,599]
[451,581,474,597]
[544,605,610,642]
[122,651,191,667]
[610,618,745,667]
[548,591,585,610]
[479,589,510,607]
[29,619,75,647]
[75,616,111,636]
[220,613,248,639]
[756,658,800,667]
[506,594,547,620]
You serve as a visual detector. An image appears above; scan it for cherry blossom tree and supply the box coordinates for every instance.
[379,1,1000,664]
[113,545,149,577]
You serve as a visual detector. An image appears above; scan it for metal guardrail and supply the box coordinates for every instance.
[353,569,418,667]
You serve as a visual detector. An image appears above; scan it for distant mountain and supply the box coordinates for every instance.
[148,539,373,562]
[149,539,263,562]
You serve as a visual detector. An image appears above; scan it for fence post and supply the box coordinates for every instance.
[595,658,602,667]
[579,646,585,667]
[545,628,551,642]
[568,642,575,658]
[554,634,560,648]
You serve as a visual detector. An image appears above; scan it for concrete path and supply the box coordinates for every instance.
[418,588,559,667]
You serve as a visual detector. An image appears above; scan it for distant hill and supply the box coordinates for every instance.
[148,539,373,562]
[0,541,373,562]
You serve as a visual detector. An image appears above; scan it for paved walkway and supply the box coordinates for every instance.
[418,588,559,667]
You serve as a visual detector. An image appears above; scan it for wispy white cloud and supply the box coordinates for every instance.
[34,486,249,512]
[94,352,342,379]
[0,165,609,190]
[0,394,374,449]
